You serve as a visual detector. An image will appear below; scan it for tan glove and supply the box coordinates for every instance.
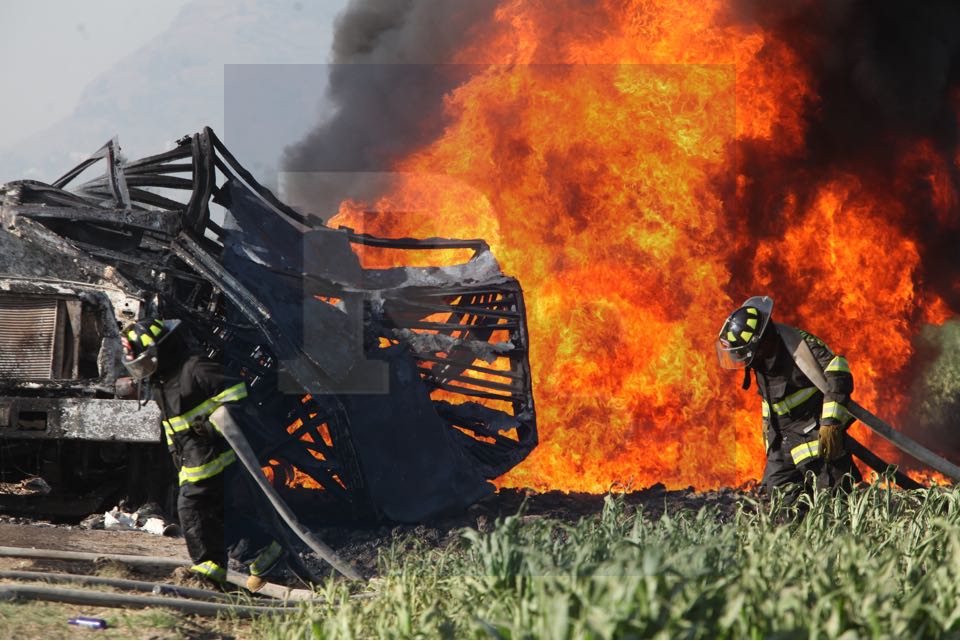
[819,423,846,461]
[246,574,266,592]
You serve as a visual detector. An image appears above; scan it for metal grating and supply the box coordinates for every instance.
[0,297,58,379]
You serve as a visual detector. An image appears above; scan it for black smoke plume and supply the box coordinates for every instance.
[728,0,960,449]
[281,0,497,217]
[728,0,960,308]
[285,0,960,453]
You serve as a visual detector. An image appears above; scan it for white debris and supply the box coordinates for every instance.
[103,508,136,530]
[140,517,169,536]
[101,506,177,536]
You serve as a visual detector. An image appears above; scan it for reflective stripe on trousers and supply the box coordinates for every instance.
[190,560,226,583]
[250,541,283,576]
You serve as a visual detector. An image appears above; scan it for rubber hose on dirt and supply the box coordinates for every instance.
[0,546,315,601]
[0,570,263,603]
[0,583,296,617]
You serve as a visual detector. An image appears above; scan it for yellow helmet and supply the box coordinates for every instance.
[120,318,181,380]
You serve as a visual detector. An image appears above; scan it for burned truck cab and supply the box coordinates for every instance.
[0,186,170,515]
[0,128,538,524]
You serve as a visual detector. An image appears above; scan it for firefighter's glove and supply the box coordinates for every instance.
[819,422,846,461]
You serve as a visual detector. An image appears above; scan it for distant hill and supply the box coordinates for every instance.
[0,0,342,186]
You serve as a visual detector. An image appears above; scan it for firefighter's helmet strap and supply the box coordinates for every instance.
[741,367,752,390]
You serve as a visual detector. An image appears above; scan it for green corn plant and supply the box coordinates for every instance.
[252,483,960,639]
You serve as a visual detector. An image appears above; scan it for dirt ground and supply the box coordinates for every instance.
[0,484,751,639]
[0,518,242,639]
[0,521,188,561]
[0,484,751,576]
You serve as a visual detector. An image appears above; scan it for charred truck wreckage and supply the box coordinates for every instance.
[0,127,537,524]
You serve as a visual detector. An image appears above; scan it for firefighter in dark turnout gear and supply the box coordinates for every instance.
[716,297,861,490]
[121,319,284,589]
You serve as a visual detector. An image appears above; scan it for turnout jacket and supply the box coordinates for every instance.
[155,354,248,485]
[753,324,854,460]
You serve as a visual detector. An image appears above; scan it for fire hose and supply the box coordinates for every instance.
[0,583,295,617]
[210,406,364,581]
[847,402,960,482]
[843,434,922,490]
[0,546,315,601]
[779,323,960,485]
[0,569,249,602]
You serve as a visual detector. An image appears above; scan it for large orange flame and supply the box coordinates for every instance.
[330,1,955,491]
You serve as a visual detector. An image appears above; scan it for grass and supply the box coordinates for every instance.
[252,481,960,639]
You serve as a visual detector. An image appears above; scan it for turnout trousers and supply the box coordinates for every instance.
[178,462,280,581]
[761,423,861,492]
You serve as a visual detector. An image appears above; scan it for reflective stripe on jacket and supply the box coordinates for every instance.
[162,382,248,445]
[755,326,854,453]
[156,355,248,485]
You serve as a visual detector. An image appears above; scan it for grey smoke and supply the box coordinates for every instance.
[281,0,499,218]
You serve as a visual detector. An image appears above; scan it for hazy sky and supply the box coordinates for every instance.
[0,0,347,185]
[0,0,193,149]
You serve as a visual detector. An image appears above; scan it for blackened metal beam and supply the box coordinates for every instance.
[387,301,520,318]
[418,368,524,394]
[341,228,489,254]
[424,379,519,403]
[413,353,523,380]
[10,204,179,235]
[386,320,519,331]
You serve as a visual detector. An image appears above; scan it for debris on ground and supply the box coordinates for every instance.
[0,485,755,582]
[87,503,179,537]
[0,477,52,496]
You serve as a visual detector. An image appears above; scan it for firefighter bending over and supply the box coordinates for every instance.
[120,318,284,591]
[716,296,861,490]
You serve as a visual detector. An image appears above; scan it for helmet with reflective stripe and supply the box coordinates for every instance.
[120,318,181,380]
[715,296,773,369]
